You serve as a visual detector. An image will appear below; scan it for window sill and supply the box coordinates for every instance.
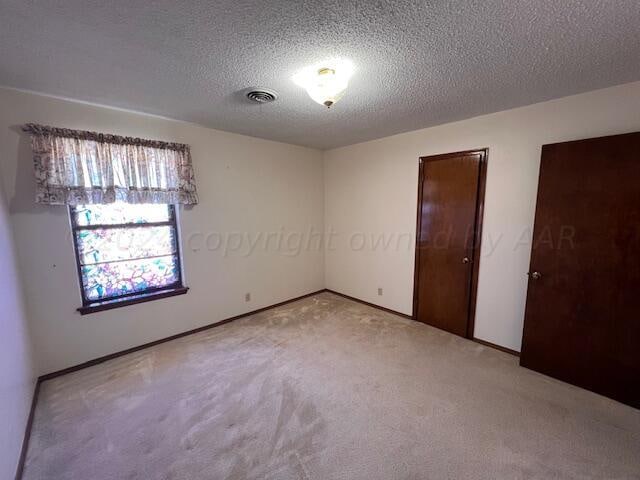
[77,287,189,315]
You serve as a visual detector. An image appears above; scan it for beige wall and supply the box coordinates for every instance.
[323,81,640,352]
[0,87,325,375]
[2,80,640,380]
[0,161,35,478]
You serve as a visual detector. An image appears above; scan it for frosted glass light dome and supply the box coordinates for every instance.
[293,59,354,108]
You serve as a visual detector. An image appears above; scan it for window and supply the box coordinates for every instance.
[70,203,186,314]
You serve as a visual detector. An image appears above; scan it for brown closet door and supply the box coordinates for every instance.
[414,150,486,337]
[521,132,640,408]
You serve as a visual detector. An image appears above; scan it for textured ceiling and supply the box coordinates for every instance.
[1,1,639,149]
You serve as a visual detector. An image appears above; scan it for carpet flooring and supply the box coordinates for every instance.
[23,292,640,479]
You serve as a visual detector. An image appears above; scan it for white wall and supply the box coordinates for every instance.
[324,81,640,352]
[0,87,325,375]
[0,161,35,478]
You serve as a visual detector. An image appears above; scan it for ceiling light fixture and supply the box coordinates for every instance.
[293,59,354,108]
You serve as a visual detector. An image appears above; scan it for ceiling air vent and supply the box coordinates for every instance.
[245,88,278,104]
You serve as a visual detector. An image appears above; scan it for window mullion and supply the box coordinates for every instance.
[78,251,178,267]
[73,220,174,231]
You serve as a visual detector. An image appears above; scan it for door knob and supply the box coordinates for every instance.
[528,271,542,280]
[462,257,470,264]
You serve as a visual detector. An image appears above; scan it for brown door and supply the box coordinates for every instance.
[413,149,486,337]
[521,132,640,408]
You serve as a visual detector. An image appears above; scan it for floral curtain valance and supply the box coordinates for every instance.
[23,124,198,205]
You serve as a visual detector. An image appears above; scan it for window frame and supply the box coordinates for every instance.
[69,204,187,314]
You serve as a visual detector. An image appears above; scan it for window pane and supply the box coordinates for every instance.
[81,255,180,301]
[71,203,183,305]
[74,203,170,226]
[76,226,176,265]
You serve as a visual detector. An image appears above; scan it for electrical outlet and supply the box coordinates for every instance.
[378,287,383,296]
[245,293,251,302]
